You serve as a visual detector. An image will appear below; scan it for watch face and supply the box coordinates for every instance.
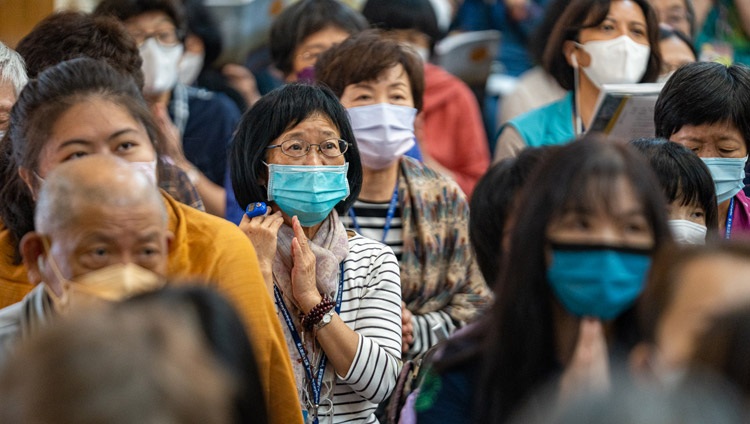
[322,313,332,324]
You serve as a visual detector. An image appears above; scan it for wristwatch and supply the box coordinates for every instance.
[315,310,335,331]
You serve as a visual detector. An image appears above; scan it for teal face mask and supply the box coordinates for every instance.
[547,243,652,320]
[701,156,748,204]
[266,163,350,226]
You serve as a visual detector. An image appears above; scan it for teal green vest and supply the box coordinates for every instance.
[504,92,576,148]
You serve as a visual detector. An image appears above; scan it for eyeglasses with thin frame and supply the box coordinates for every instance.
[266,138,350,158]
[130,29,181,48]
[296,48,326,67]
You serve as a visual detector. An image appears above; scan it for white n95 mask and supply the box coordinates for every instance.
[178,51,205,85]
[576,35,650,87]
[668,219,707,245]
[140,38,184,95]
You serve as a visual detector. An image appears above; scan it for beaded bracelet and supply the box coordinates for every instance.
[301,294,335,331]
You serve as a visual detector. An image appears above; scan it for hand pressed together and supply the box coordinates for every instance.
[290,216,322,313]
[559,318,610,404]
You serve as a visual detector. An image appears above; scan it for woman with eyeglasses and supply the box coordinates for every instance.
[230,83,402,424]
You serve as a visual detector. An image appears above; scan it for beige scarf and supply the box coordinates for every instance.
[272,212,349,416]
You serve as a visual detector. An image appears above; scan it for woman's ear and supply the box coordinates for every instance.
[18,167,40,201]
[257,163,268,188]
[563,40,579,69]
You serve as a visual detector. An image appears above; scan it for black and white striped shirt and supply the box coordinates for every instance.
[340,200,404,261]
[298,234,402,423]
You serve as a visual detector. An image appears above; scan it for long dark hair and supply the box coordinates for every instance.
[435,135,672,424]
[0,58,164,263]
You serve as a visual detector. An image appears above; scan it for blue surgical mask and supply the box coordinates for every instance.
[547,243,652,320]
[266,163,350,226]
[701,156,748,204]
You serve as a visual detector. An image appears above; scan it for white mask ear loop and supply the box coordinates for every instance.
[571,51,584,137]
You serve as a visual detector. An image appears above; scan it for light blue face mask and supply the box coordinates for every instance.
[547,243,652,320]
[266,163,350,226]
[701,156,748,204]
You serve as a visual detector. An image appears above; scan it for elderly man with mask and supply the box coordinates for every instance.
[0,155,171,364]
[0,42,27,137]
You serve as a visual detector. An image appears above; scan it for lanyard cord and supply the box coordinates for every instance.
[725,196,736,240]
[348,184,399,244]
[274,262,344,424]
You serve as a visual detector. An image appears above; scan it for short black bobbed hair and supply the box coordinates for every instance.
[230,83,362,215]
[654,61,750,151]
[631,137,718,235]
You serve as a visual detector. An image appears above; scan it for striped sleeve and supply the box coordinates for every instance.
[408,310,457,356]
[336,236,402,404]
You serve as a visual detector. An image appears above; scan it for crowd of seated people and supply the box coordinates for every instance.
[1,0,750,423]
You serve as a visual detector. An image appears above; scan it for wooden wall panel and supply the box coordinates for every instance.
[0,0,55,48]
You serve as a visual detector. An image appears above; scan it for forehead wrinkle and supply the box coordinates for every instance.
[36,158,166,234]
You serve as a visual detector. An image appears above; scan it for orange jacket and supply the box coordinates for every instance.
[0,192,302,424]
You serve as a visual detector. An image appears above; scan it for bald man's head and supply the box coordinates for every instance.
[21,155,171,295]
[35,155,165,235]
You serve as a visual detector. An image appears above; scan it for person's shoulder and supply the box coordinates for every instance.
[186,86,241,119]
[0,300,24,338]
[400,157,468,200]
[348,231,384,247]
[414,356,478,422]
[511,91,572,124]
[401,156,443,180]
[349,231,395,259]
[180,201,248,242]
[424,63,459,89]
[507,91,574,148]
[0,286,47,349]
[0,299,22,369]
[164,191,251,248]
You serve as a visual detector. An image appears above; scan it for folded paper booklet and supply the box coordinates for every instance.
[589,83,665,140]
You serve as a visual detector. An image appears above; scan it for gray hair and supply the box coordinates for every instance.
[0,42,28,95]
